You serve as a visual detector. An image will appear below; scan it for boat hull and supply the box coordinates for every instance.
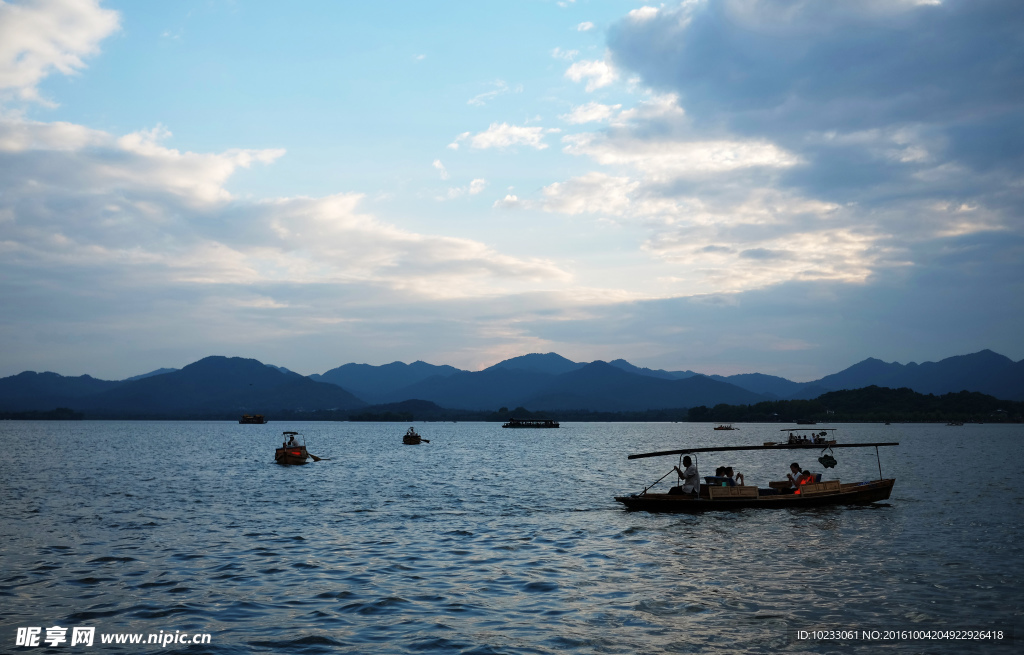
[274,446,309,465]
[615,479,895,512]
[403,436,423,445]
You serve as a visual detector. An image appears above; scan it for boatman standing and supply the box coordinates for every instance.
[673,456,700,497]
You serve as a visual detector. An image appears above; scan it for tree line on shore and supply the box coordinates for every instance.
[2,386,1021,423]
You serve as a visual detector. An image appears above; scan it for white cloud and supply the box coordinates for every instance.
[562,132,801,179]
[612,93,684,125]
[466,122,553,150]
[551,47,579,61]
[467,79,521,107]
[564,58,618,92]
[542,172,638,216]
[627,6,660,22]
[0,117,572,304]
[577,21,595,32]
[443,178,487,200]
[432,159,449,180]
[447,131,470,150]
[493,194,521,209]
[560,101,621,125]
[0,0,120,103]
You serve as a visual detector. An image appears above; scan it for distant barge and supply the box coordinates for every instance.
[239,414,267,424]
[501,418,559,428]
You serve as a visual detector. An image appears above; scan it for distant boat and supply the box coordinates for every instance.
[713,424,736,431]
[794,419,816,425]
[274,431,308,465]
[776,428,837,446]
[501,418,559,428]
[239,414,267,424]
[946,421,964,426]
[403,427,429,445]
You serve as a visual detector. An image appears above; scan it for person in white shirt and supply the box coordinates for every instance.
[673,456,700,496]
[786,462,805,491]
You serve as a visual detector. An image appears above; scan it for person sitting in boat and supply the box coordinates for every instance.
[786,462,805,491]
[672,456,700,497]
[725,466,744,486]
[286,434,299,447]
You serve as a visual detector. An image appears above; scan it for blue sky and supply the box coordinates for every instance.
[1,0,1022,381]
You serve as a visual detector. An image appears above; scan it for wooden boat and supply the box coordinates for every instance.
[239,414,267,424]
[274,431,309,465]
[501,418,559,428]
[713,424,736,430]
[774,428,836,446]
[403,427,429,444]
[614,441,898,513]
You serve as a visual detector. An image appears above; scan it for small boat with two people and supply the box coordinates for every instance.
[274,432,325,465]
[501,418,559,428]
[614,436,898,512]
[403,427,430,445]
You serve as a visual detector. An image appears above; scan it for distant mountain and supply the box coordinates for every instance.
[311,360,461,404]
[802,350,1024,401]
[266,364,303,377]
[4,349,1020,417]
[710,372,807,398]
[608,359,697,380]
[486,352,585,376]
[76,356,366,417]
[0,371,122,411]
[521,361,767,412]
[380,367,556,410]
[122,368,178,382]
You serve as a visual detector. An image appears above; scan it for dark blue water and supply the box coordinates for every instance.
[1,421,1021,653]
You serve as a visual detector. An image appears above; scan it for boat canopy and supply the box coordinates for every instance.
[627,442,899,460]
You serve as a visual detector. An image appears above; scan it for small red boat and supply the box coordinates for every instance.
[275,431,309,465]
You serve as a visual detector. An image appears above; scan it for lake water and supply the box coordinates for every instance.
[1,421,1021,654]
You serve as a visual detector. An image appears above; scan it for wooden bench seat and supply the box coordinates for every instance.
[799,480,841,496]
[708,485,759,499]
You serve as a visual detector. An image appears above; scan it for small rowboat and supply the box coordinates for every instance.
[275,431,309,465]
[615,440,898,513]
[403,427,429,445]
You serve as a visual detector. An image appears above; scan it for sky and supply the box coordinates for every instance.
[1,0,1022,381]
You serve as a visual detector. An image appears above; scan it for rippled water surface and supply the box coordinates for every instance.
[2,421,1021,653]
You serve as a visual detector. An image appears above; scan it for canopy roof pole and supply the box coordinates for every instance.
[876,445,882,480]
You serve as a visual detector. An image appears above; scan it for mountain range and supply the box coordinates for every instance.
[1,350,1021,418]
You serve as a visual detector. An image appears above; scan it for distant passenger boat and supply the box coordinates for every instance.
[239,414,267,424]
[713,424,736,430]
[403,427,429,444]
[501,418,559,428]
